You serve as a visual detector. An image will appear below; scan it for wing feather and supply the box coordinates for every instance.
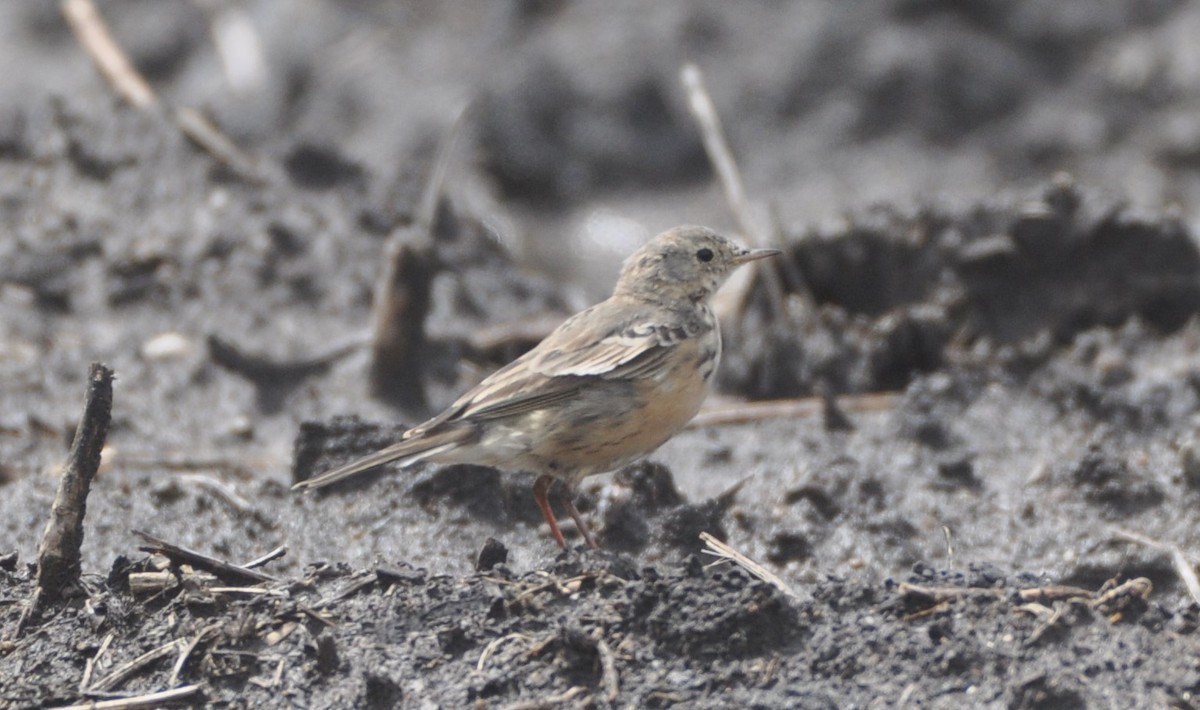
[413,300,700,430]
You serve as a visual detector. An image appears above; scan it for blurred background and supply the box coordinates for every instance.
[6,0,1200,290]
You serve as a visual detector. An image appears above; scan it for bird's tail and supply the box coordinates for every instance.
[292,427,470,491]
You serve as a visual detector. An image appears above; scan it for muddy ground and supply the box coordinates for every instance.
[5,1,1200,708]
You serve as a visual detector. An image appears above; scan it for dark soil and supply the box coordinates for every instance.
[5,1,1200,708]
[5,551,1197,709]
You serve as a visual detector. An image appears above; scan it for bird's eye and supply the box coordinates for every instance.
[696,248,714,262]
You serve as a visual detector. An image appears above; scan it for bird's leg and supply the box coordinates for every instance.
[533,474,567,549]
[559,485,600,550]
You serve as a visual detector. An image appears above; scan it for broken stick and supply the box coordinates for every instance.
[680,62,792,320]
[33,363,114,609]
[60,0,156,109]
[62,0,264,182]
[699,531,797,599]
[368,100,470,409]
[131,530,277,585]
[48,685,200,710]
[687,391,900,429]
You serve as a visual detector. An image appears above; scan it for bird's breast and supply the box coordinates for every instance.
[533,330,717,478]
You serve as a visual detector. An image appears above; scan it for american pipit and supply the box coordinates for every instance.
[294,225,780,549]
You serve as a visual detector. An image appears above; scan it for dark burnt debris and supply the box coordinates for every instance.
[723,179,1200,399]
[3,550,1192,707]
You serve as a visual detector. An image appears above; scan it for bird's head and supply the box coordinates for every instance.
[613,225,780,303]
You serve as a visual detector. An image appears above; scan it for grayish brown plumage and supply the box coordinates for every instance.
[294,225,779,549]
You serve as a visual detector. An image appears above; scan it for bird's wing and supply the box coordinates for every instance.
[415,301,692,428]
[526,317,686,379]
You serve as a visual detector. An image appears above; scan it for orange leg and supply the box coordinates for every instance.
[533,475,567,549]
[559,487,600,549]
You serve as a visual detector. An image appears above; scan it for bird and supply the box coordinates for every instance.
[293,225,780,549]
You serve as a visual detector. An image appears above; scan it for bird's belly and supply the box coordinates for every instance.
[533,361,711,478]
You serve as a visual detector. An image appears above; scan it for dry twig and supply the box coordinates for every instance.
[476,633,532,671]
[175,473,253,514]
[127,570,180,596]
[417,100,472,233]
[1109,527,1200,605]
[207,586,289,597]
[111,450,280,476]
[62,0,264,181]
[61,0,156,108]
[596,637,619,702]
[132,530,277,585]
[297,605,338,628]
[500,686,587,710]
[91,639,187,692]
[699,532,796,598]
[272,656,286,686]
[902,582,1101,608]
[207,333,361,388]
[680,63,790,319]
[49,685,200,710]
[1091,577,1154,613]
[513,575,590,603]
[901,577,1153,625]
[1016,585,1096,603]
[171,106,262,180]
[1170,548,1199,604]
[21,364,114,633]
[688,392,900,429]
[898,583,1005,604]
[314,571,379,609]
[79,631,116,693]
[1026,603,1067,645]
[168,623,221,688]
[242,545,287,570]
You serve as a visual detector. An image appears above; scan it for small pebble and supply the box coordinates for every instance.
[141,332,193,360]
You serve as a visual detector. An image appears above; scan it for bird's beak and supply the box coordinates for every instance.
[732,248,782,265]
